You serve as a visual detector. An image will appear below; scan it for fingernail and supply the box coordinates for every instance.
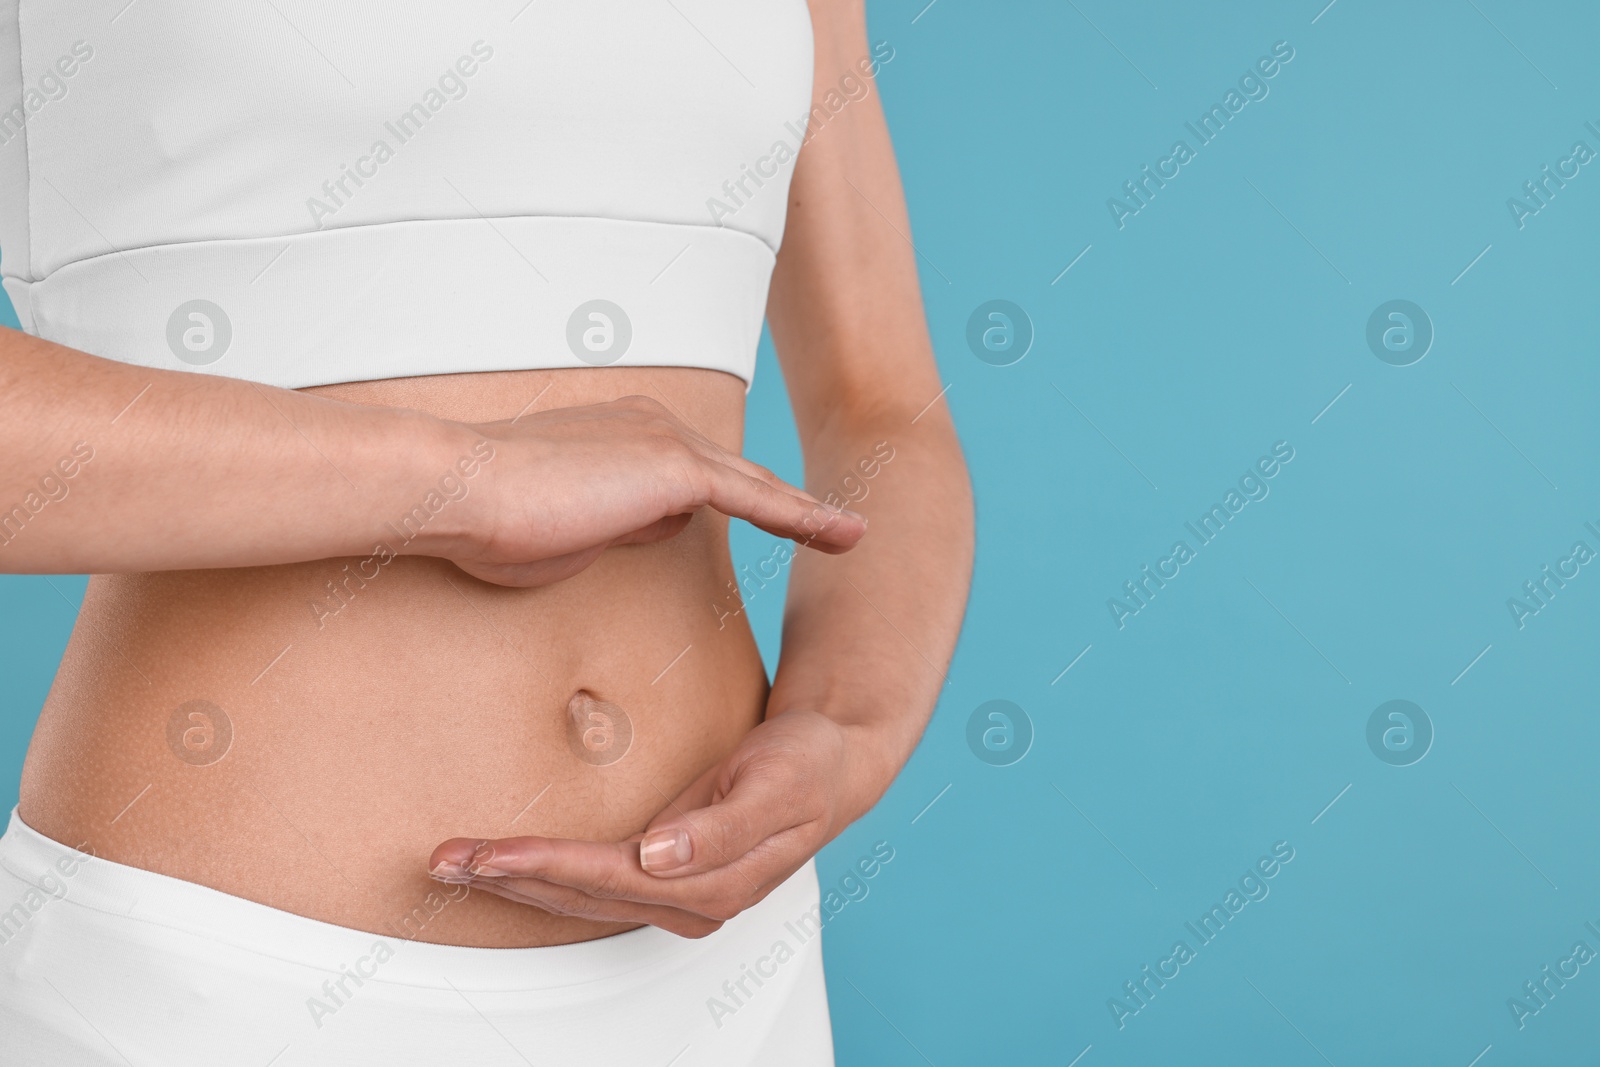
[640,828,692,872]
[843,509,866,524]
[429,861,472,884]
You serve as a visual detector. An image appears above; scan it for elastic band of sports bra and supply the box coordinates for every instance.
[5,214,773,392]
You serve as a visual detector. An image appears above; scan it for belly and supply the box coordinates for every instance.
[16,367,768,947]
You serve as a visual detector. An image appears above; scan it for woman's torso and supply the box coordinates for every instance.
[19,366,769,947]
[4,0,814,947]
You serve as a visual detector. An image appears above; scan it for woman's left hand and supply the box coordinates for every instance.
[427,709,877,938]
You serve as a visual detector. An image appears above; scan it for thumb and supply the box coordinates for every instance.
[638,755,796,878]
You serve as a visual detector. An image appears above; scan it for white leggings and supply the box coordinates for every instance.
[0,809,834,1066]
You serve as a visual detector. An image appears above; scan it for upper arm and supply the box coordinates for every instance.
[766,0,944,443]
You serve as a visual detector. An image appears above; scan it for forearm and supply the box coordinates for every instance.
[0,326,470,573]
[766,406,974,811]
[761,0,972,815]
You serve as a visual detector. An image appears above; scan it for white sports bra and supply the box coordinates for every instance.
[0,1,814,389]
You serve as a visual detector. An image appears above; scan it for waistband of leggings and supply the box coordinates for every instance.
[0,807,819,991]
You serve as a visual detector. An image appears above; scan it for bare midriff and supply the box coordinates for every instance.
[17,367,768,947]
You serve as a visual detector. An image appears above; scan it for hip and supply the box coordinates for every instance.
[0,808,834,1066]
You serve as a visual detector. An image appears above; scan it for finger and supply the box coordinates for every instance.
[610,395,834,520]
[698,461,866,552]
[710,460,869,551]
[695,448,819,507]
[436,836,698,905]
[470,878,724,939]
[434,836,669,901]
[428,837,504,881]
[746,515,860,555]
[639,756,821,879]
[432,834,636,882]
[434,833,780,921]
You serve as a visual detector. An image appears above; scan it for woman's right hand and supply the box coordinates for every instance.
[0,332,860,581]
[439,395,866,588]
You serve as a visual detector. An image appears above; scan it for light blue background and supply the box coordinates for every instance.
[5,1,1599,1063]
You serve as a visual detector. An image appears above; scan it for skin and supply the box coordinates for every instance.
[429,0,973,937]
[5,0,972,946]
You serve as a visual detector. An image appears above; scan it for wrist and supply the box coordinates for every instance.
[836,718,911,819]
[766,703,907,827]
[360,408,495,561]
